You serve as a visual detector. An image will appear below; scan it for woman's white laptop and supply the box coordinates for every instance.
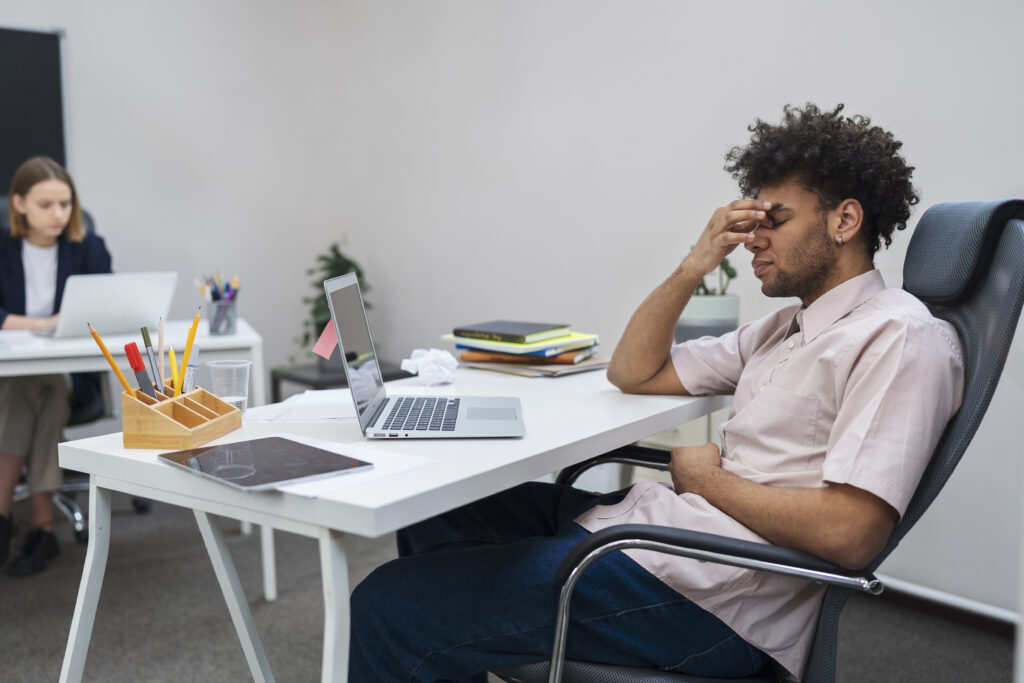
[324,273,525,439]
[50,271,178,338]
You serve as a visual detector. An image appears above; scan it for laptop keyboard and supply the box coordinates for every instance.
[381,397,460,432]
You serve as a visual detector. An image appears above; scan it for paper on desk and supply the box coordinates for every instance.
[0,330,50,351]
[274,432,434,497]
[245,389,357,422]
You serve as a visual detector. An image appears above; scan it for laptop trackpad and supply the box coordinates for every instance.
[467,407,518,421]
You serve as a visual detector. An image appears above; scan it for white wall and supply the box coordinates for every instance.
[5,0,1023,613]
[4,0,349,372]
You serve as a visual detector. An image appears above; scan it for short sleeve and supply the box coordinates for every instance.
[671,304,799,396]
[822,315,964,516]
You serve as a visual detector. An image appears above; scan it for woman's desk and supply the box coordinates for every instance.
[57,368,730,683]
[0,318,266,405]
[0,319,277,604]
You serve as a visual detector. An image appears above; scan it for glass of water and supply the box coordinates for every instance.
[207,360,252,413]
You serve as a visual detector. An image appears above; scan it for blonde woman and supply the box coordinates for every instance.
[0,156,111,576]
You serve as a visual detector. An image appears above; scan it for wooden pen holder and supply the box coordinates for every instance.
[121,383,241,450]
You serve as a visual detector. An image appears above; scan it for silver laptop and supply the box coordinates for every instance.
[49,271,178,338]
[324,273,525,439]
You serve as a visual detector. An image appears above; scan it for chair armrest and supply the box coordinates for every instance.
[555,445,671,486]
[556,524,883,595]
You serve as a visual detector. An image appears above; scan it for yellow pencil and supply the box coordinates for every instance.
[168,345,179,391]
[88,322,133,393]
[175,306,201,396]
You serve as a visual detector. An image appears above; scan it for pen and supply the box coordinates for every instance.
[157,318,166,387]
[168,345,179,391]
[125,342,156,398]
[175,306,201,396]
[88,323,133,393]
[194,278,211,301]
[140,326,161,391]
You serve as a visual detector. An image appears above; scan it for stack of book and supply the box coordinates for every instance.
[442,320,608,378]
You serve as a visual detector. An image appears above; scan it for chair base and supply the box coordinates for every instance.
[13,475,151,545]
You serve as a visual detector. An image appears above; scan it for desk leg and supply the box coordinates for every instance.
[60,482,111,683]
[261,525,277,602]
[239,520,278,602]
[194,511,275,683]
[319,528,349,683]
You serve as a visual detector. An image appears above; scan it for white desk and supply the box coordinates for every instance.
[57,369,729,683]
[0,318,266,405]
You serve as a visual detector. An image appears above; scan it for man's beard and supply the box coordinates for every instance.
[761,214,836,301]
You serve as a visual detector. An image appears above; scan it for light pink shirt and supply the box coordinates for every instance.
[576,270,964,680]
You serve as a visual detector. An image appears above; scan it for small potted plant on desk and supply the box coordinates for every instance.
[676,256,739,342]
[299,242,371,371]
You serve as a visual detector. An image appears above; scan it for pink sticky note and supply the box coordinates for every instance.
[312,321,338,359]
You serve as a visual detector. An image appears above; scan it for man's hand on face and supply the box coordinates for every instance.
[668,443,723,496]
[685,199,773,275]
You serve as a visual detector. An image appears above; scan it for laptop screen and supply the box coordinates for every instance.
[324,273,386,430]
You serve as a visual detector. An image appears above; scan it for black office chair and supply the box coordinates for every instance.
[2,195,149,543]
[492,199,1024,683]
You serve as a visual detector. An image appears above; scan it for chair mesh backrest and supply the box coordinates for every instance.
[804,200,1024,683]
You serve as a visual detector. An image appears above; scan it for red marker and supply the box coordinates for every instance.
[125,342,156,398]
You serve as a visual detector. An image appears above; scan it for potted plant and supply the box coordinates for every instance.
[298,242,370,369]
[677,256,739,341]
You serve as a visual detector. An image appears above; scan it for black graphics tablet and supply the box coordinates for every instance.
[158,436,373,491]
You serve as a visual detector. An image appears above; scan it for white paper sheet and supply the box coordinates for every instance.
[0,330,50,352]
[273,432,434,497]
[245,389,357,422]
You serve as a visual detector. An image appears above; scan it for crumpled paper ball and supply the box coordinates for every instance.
[401,348,458,385]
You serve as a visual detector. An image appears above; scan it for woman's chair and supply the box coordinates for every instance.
[492,199,1024,683]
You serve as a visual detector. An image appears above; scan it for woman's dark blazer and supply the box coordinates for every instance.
[0,229,113,412]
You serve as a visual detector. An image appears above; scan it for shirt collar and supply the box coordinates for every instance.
[799,270,886,342]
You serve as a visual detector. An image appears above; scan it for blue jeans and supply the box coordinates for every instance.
[349,482,766,682]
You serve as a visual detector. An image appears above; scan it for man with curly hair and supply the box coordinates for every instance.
[349,104,964,682]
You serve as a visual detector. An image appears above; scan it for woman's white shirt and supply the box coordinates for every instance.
[22,241,58,318]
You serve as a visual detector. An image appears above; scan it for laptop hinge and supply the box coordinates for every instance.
[367,399,389,432]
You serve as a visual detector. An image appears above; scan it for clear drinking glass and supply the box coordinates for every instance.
[207,359,252,413]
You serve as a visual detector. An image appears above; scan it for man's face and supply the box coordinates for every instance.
[745,178,839,306]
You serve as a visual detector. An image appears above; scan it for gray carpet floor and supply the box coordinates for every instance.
[0,491,1014,682]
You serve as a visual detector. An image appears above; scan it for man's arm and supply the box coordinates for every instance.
[607,199,770,395]
[669,444,898,569]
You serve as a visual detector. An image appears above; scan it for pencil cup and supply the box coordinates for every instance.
[207,360,252,414]
[208,299,237,335]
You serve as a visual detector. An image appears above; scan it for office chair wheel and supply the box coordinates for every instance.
[131,497,152,513]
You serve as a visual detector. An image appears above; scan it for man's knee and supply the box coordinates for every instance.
[351,561,399,631]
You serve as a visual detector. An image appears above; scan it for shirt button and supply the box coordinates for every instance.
[787,339,795,349]
[759,385,766,392]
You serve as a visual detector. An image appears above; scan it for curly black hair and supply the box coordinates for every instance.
[724,103,919,256]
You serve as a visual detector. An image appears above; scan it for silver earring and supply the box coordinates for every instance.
[836,235,843,246]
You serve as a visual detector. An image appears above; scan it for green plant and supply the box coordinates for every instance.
[299,242,371,351]
[694,256,737,296]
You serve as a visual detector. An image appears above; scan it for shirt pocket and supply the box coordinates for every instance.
[722,384,822,475]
